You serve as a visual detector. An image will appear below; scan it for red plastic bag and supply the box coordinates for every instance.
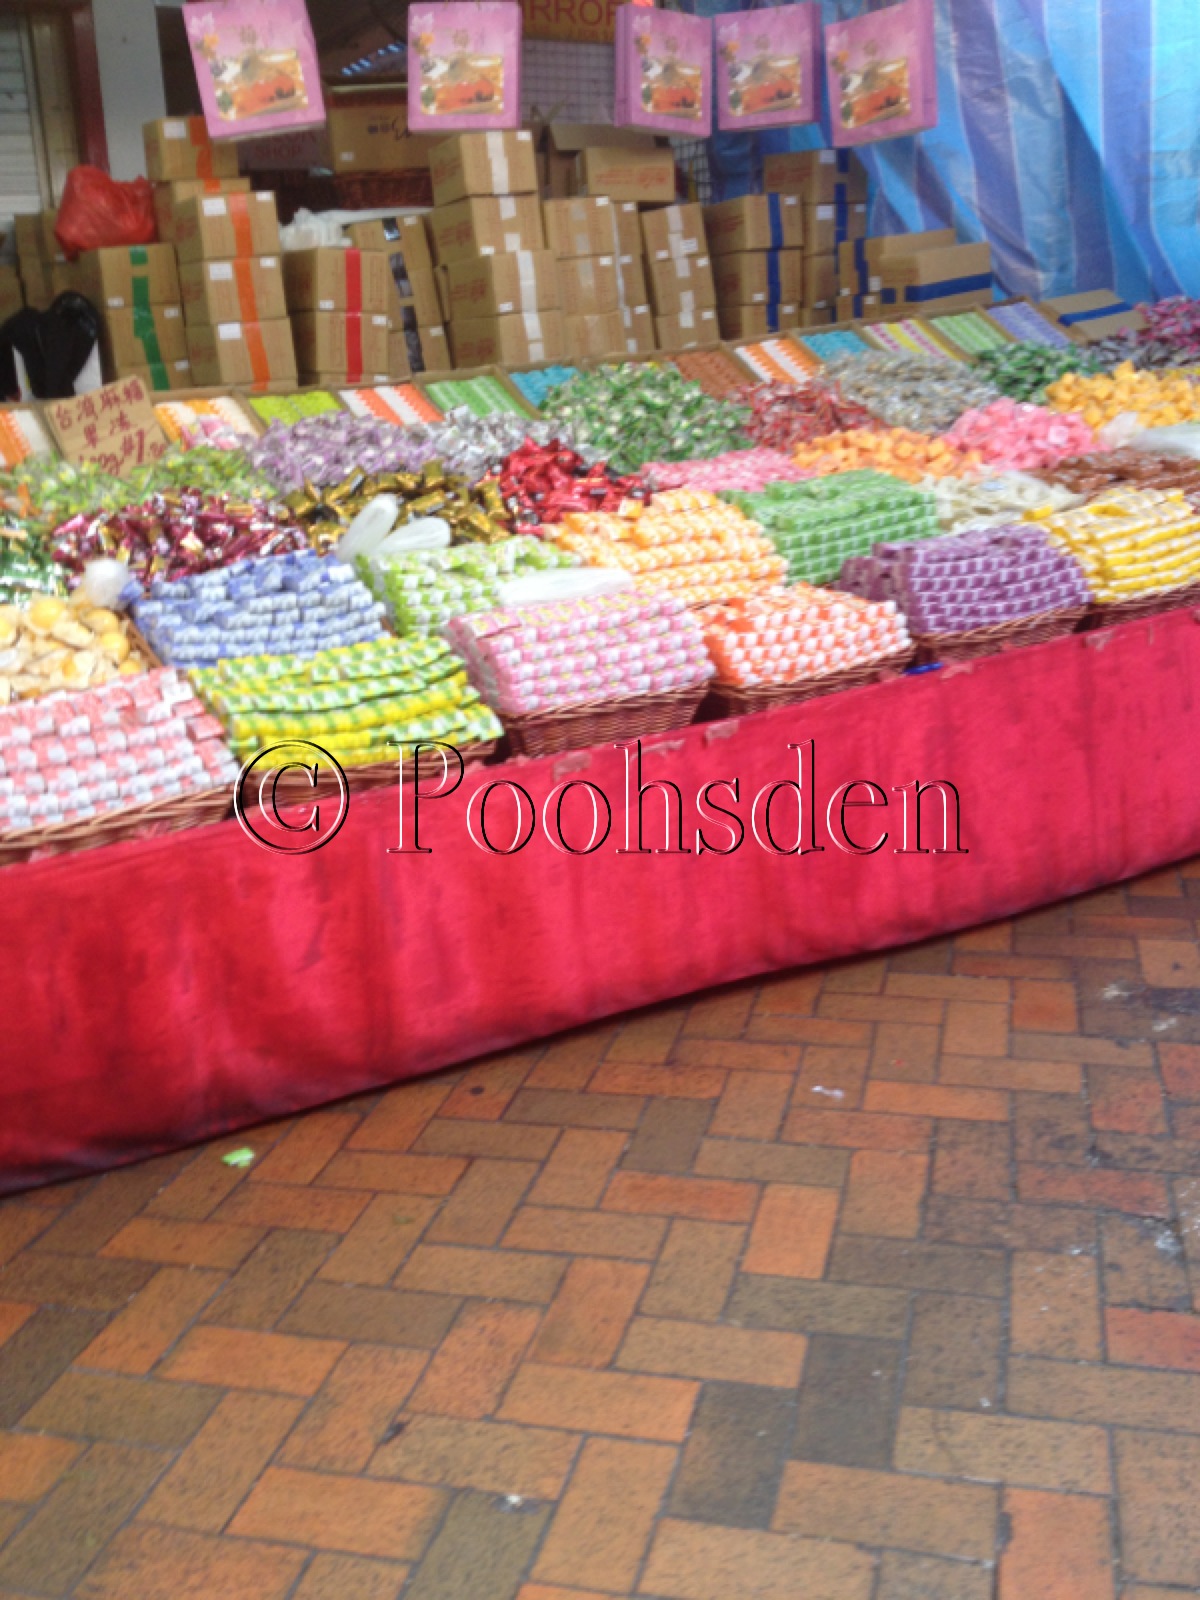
[54,166,157,260]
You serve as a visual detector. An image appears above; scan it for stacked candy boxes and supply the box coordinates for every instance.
[1032,487,1200,605]
[192,636,502,770]
[839,525,1090,636]
[699,588,911,689]
[133,552,384,668]
[364,538,578,635]
[0,668,238,835]
[444,592,714,718]
[724,473,941,587]
[547,490,786,608]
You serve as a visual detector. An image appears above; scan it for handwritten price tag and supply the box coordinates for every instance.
[46,377,170,478]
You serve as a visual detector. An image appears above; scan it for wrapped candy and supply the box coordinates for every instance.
[672,349,757,397]
[509,366,580,408]
[941,399,1098,472]
[736,337,822,383]
[1086,297,1200,372]
[1045,362,1200,429]
[796,329,871,364]
[1032,448,1200,499]
[156,398,259,448]
[0,590,151,702]
[363,534,577,635]
[972,343,1108,403]
[285,459,514,550]
[931,471,1082,533]
[247,392,342,426]
[642,448,812,493]
[1033,486,1200,602]
[543,364,750,474]
[929,311,1014,357]
[424,375,531,419]
[822,351,1001,434]
[790,427,981,483]
[344,385,443,426]
[862,320,958,362]
[736,381,880,452]
[984,302,1073,348]
[699,586,911,688]
[496,440,647,530]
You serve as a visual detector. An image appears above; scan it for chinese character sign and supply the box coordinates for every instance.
[184,0,325,141]
[408,3,522,132]
[46,378,169,479]
[715,5,820,132]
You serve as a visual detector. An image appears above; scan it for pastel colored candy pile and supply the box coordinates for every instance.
[932,471,1082,533]
[543,364,750,474]
[972,343,1107,403]
[725,472,941,586]
[1034,486,1200,602]
[248,392,341,425]
[192,634,501,766]
[699,585,911,688]
[791,427,981,483]
[839,523,1089,634]
[642,448,812,493]
[863,319,957,362]
[343,385,443,426]
[1045,362,1200,428]
[547,489,786,609]
[941,399,1098,472]
[509,366,579,407]
[0,666,237,836]
[156,397,259,449]
[134,551,384,669]
[930,312,1013,357]
[823,351,1001,434]
[363,535,576,635]
[444,590,714,717]
[797,329,870,363]
[985,303,1072,348]
[424,375,531,419]
[0,592,149,702]
[736,381,880,452]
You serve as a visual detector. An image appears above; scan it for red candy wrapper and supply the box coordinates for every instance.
[495,440,648,530]
[735,381,881,452]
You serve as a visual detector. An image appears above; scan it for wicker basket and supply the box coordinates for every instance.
[502,685,706,760]
[0,783,236,869]
[704,650,914,720]
[913,606,1087,665]
[1084,582,1200,630]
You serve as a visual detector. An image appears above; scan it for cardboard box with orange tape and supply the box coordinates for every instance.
[143,117,239,182]
[173,192,282,264]
[186,319,298,389]
[178,257,287,326]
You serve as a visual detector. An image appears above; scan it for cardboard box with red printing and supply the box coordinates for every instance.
[429,197,545,265]
[178,256,287,326]
[703,195,803,256]
[143,117,240,182]
[430,131,538,205]
[647,252,716,319]
[282,249,393,315]
[292,312,390,384]
[557,256,621,317]
[541,196,642,260]
[173,193,282,263]
[445,251,560,319]
[712,251,803,307]
[450,312,566,367]
[641,204,707,263]
[154,178,250,244]
[575,145,676,204]
[186,319,298,389]
[655,308,719,350]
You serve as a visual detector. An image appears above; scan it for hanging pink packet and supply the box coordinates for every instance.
[613,6,713,138]
[715,5,820,133]
[408,2,522,133]
[824,0,937,147]
[183,0,324,140]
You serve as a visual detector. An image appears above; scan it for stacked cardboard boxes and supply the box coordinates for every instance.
[538,124,668,201]
[345,215,447,379]
[704,195,804,339]
[145,114,248,250]
[14,211,63,311]
[429,132,565,367]
[79,244,190,392]
[283,249,391,387]
[764,149,867,325]
[542,195,652,360]
[641,203,719,350]
[838,230,993,319]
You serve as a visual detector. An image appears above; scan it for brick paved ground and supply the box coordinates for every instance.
[5,865,1200,1598]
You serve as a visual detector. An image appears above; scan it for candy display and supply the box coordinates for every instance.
[840,523,1089,634]
[737,382,881,452]
[0,409,55,469]
[344,386,444,426]
[930,311,1013,357]
[973,342,1108,402]
[791,426,981,483]
[423,375,531,418]
[823,352,1001,433]
[445,591,714,716]
[862,319,957,362]
[941,399,1097,471]
[156,398,259,448]
[1033,448,1200,499]
[797,329,871,363]
[1035,486,1200,603]
[736,337,822,383]
[643,448,812,493]
[288,460,513,549]
[725,473,941,586]
[0,666,238,836]
[193,635,502,766]
[0,591,151,701]
[931,471,1081,533]
[548,489,786,608]
[543,365,750,475]
[0,530,65,607]
[672,349,756,398]
[985,302,1072,348]
[364,535,576,634]
[247,392,342,426]
[496,440,646,531]
[1045,363,1200,429]
[51,492,308,588]
[133,552,384,668]
[1086,297,1200,372]
[700,586,911,688]
[509,366,580,408]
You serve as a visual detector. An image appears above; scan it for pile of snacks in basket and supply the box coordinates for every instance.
[495,441,647,533]
[542,365,750,475]
[444,592,714,717]
[672,349,757,398]
[192,636,502,769]
[0,530,65,606]
[790,426,981,483]
[972,343,1106,402]
[509,366,580,409]
[1032,448,1200,499]
[1044,364,1200,429]
[699,587,911,689]
[725,473,941,586]
[1034,487,1200,606]
[737,381,880,452]
[941,399,1097,472]
[839,524,1090,638]
[0,667,238,837]
[133,552,384,669]
[1085,297,1200,372]
[823,351,1000,433]
[547,490,786,608]
[0,592,151,701]
[985,303,1072,348]
[364,537,577,635]
[156,397,260,450]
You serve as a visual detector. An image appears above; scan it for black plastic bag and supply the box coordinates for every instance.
[0,292,102,400]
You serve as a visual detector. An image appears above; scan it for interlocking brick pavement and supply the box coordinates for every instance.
[7,865,1200,1596]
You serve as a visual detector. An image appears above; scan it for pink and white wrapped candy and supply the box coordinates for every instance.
[941,399,1098,473]
[643,448,814,494]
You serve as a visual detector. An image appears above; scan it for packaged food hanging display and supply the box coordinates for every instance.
[408,1,522,132]
[615,5,712,137]
[714,5,820,132]
[824,0,937,147]
[183,0,324,140]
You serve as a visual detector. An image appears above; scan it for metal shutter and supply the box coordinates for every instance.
[0,17,44,242]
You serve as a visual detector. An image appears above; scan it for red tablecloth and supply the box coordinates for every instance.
[4,612,1199,1192]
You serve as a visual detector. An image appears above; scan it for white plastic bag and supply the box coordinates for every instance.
[279,208,349,252]
[497,568,634,607]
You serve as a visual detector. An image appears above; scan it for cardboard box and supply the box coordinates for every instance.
[712,250,803,307]
[418,323,450,371]
[805,203,867,257]
[0,267,22,322]
[101,305,189,371]
[13,211,58,261]
[153,178,251,244]
[114,359,193,393]
[703,195,803,256]
[718,305,800,339]
[430,131,538,205]
[292,311,390,382]
[18,260,52,310]
[798,305,835,328]
[763,148,868,204]
[51,261,86,298]
[877,242,992,308]
[620,304,656,355]
[837,292,881,323]
[445,251,559,319]
[655,308,719,350]
[404,267,443,328]
[641,204,707,263]
[540,123,658,199]
[429,197,545,265]
[433,265,452,323]
[143,117,239,182]
[1039,289,1146,343]
[617,254,649,307]
[450,310,566,367]
[563,311,627,361]
[186,319,298,388]
[78,245,180,310]
[346,214,435,278]
[173,192,281,263]
[326,99,435,173]
[838,230,957,294]
[178,256,286,326]
[802,255,838,306]
[647,253,716,318]
[387,330,413,381]
[557,256,620,317]
[282,249,393,315]
[576,145,675,204]
[541,196,641,259]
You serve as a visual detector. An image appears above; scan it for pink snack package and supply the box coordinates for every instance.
[408,2,522,133]
[824,0,937,148]
[183,0,325,141]
[615,5,713,137]
[715,5,820,133]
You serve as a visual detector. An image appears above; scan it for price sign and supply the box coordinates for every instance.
[45,377,170,478]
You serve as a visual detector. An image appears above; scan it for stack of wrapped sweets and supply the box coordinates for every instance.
[726,473,941,586]
[932,472,1081,534]
[838,525,1090,635]
[0,667,238,835]
[133,552,383,669]
[972,343,1106,403]
[822,351,1000,434]
[444,592,714,718]
[193,636,501,769]
[791,428,980,483]
[288,462,513,549]
[941,399,1097,472]
[1044,364,1200,429]
[699,587,911,689]
[366,537,577,635]
[1031,448,1200,499]
[1033,487,1200,604]
[0,593,150,701]
[547,490,786,609]
[643,448,811,494]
